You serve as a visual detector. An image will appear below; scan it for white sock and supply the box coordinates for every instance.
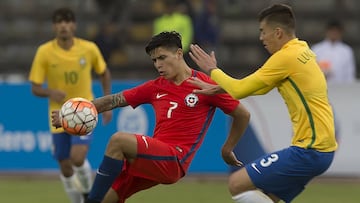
[60,174,83,203]
[73,159,93,193]
[232,190,274,203]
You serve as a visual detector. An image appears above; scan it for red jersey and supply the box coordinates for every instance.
[123,69,239,172]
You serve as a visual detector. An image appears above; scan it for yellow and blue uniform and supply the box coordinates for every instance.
[29,38,106,133]
[211,38,337,202]
[212,38,337,152]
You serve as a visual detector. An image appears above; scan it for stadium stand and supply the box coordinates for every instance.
[0,0,359,80]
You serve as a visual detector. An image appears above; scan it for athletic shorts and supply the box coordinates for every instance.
[112,134,185,202]
[52,132,92,160]
[245,146,334,203]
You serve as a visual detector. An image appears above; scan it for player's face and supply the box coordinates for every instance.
[150,47,182,80]
[53,20,76,40]
[259,20,281,54]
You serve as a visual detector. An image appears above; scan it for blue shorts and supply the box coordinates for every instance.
[245,146,334,203]
[52,132,92,160]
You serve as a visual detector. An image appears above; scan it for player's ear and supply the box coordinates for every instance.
[176,48,183,59]
[275,27,283,39]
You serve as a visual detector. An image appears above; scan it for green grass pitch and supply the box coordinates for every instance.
[0,176,359,203]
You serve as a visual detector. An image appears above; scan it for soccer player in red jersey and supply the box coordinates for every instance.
[52,31,250,203]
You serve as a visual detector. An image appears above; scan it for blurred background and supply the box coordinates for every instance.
[0,0,359,81]
[1,0,360,202]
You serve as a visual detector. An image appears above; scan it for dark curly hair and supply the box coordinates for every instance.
[52,7,76,23]
[145,31,183,55]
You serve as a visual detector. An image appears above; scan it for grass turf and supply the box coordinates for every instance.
[0,177,359,203]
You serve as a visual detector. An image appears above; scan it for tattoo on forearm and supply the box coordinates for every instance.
[112,92,125,107]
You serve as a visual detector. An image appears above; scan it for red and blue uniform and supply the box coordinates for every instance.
[112,69,239,202]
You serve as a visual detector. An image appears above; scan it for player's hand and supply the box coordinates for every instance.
[49,89,66,103]
[222,149,243,167]
[51,110,62,128]
[188,77,223,95]
[102,110,112,125]
[189,44,218,74]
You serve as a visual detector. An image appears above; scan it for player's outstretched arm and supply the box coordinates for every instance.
[92,92,129,113]
[51,92,129,128]
[190,44,270,99]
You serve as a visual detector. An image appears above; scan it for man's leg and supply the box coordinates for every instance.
[86,155,124,203]
[86,132,137,203]
[229,167,278,203]
[73,159,92,196]
[71,134,93,201]
[60,172,83,203]
[229,147,328,203]
[102,188,120,203]
[54,133,83,203]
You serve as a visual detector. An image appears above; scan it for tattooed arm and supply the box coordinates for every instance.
[92,92,129,113]
[51,92,128,128]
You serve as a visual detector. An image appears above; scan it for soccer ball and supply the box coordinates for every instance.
[59,97,98,136]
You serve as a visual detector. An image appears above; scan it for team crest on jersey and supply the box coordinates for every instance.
[184,93,198,107]
[79,57,86,68]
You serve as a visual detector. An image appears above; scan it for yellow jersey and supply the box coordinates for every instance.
[29,38,106,133]
[211,38,337,152]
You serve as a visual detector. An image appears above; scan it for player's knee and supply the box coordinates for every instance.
[228,170,249,195]
[70,146,88,166]
[109,132,125,145]
[59,159,74,176]
[107,132,137,159]
[108,132,129,151]
[228,174,242,195]
[71,157,85,167]
[228,167,257,195]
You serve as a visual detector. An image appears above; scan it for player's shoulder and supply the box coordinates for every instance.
[37,39,56,51]
[75,38,98,49]
[75,37,93,44]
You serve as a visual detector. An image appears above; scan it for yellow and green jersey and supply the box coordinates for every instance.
[29,38,106,133]
[211,38,337,152]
